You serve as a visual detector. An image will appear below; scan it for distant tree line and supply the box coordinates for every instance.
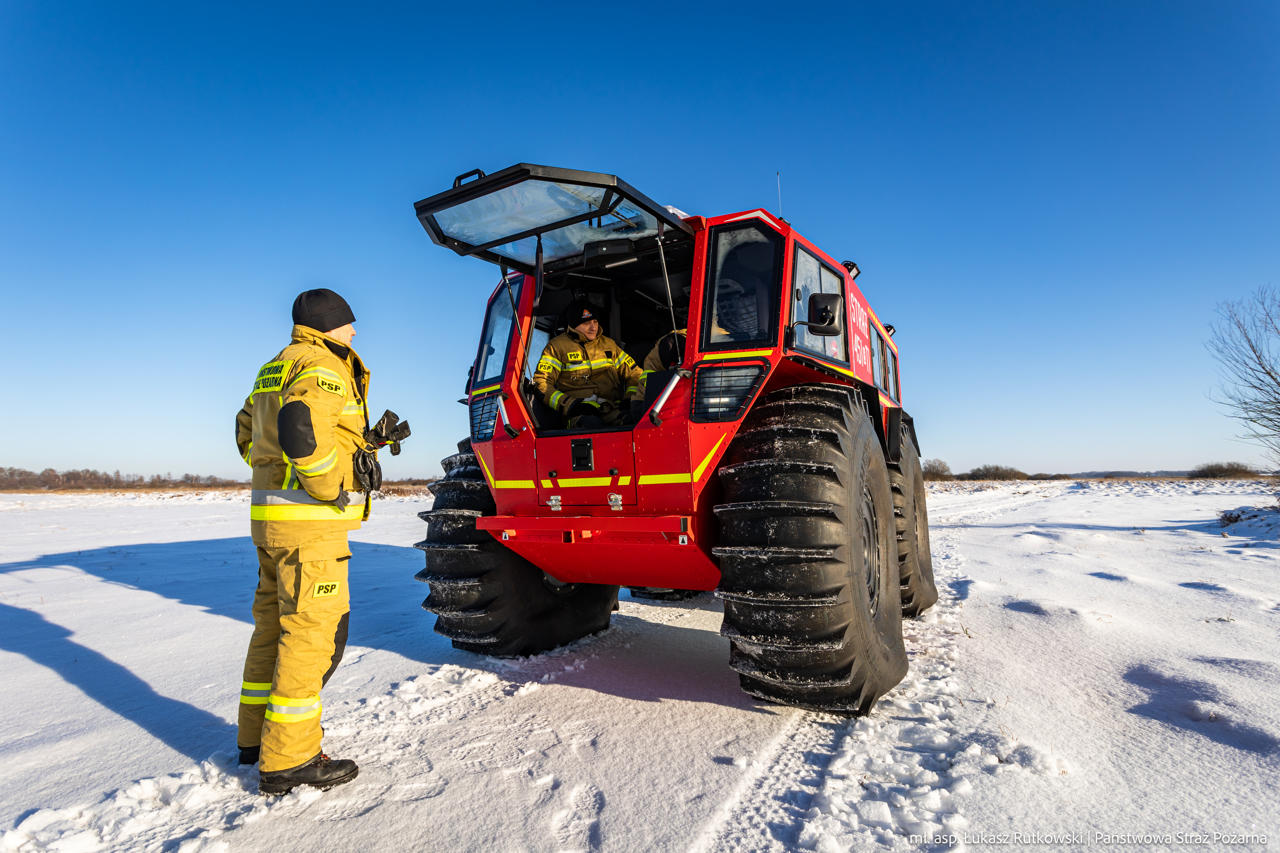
[921,459,1262,481]
[0,467,247,491]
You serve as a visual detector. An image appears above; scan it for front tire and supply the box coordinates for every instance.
[713,385,908,713]
[415,438,619,656]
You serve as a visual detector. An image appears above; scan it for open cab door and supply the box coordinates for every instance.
[414,164,694,274]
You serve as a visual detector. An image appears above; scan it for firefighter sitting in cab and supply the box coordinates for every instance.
[533,299,643,427]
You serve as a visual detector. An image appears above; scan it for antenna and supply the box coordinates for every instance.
[776,171,783,218]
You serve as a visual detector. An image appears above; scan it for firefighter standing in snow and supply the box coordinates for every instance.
[533,300,643,426]
[234,288,371,795]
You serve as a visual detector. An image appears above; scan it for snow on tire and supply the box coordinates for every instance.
[415,438,619,656]
[713,384,908,714]
[889,422,939,616]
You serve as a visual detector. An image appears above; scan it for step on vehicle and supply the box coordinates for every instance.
[412,164,937,713]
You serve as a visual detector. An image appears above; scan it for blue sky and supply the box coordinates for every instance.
[3,0,1277,479]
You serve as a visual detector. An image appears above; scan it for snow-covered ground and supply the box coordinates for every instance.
[1,481,1276,852]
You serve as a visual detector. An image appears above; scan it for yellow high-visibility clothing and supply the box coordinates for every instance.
[234,324,373,773]
[532,330,642,420]
[235,325,371,547]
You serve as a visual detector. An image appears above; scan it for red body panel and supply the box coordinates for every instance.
[465,207,902,588]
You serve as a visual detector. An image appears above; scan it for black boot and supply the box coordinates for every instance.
[259,753,358,796]
[238,745,260,765]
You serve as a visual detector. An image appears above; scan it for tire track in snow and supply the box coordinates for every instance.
[694,484,1064,851]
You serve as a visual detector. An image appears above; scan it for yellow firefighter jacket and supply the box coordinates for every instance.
[236,325,372,547]
[532,330,643,416]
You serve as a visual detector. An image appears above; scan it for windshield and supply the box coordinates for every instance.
[473,276,522,389]
[435,180,661,266]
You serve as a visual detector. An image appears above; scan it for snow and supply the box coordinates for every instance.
[1,482,1277,851]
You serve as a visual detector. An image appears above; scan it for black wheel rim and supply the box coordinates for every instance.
[862,485,881,612]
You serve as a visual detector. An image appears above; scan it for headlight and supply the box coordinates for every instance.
[692,364,766,421]
[469,392,500,442]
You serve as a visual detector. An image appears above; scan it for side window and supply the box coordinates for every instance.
[792,248,848,361]
[869,323,883,389]
[703,223,783,348]
[886,349,899,400]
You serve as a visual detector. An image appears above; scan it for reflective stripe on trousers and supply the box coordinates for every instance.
[240,680,271,705]
[264,693,322,723]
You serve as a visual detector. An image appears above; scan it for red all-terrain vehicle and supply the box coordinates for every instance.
[413,164,937,713]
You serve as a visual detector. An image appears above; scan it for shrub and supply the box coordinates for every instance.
[1189,462,1257,479]
[958,464,1027,481]
[922,459,953,481]
[1028,473,1072,480]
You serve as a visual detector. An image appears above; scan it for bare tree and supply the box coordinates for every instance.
[1209,288,1280,463]
[922,458,953,481]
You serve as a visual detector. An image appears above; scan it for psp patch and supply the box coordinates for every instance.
[537,358,556,372]
[317,377,345,395]
[313,580,341,598]
[565,352,583,362]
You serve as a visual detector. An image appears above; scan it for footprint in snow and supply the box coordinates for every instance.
[1087,571,1127,582]
[551,783,605,852]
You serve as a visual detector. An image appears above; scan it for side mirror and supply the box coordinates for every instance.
[795,292,842,337]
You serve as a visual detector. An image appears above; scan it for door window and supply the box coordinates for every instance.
[792,247,847,362]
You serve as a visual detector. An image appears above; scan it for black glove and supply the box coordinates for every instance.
[334,489,350,510]
[566,399,600,419]
[627,399,645,424]
[353,448,382,492]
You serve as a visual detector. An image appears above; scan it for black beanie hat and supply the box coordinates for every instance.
[564,299,599,328]
[292,289,355,332]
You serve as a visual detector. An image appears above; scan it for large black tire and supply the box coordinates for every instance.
[713,384,908,714]
[889,423,938,616]
[415,438,619,656]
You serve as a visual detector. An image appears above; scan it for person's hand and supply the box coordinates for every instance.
[334,489,350,510]
[567,399,600,418]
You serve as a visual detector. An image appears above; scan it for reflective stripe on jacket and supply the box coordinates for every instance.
[235,325,372,545]
[531,330,643,414]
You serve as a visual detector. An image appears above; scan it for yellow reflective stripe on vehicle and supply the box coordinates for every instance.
[636,437,726,487]
[475,451,493,485]
[264,693,321,723]
[471,383,501,396]
[618,476,632,486]
[250,504,365,521]
[553,477,614,487]
[638,472,692,485]
[473,444,534,487]
[287,366,345,392]
[702,349,774,360]
[693,435,727,483]
[293,448,338,476]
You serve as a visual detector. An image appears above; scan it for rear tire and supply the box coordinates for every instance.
[415,438,619,656]
[889,423,938,616]
[713,384,908,713]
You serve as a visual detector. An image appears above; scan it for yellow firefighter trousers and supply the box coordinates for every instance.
[237,537,351,773]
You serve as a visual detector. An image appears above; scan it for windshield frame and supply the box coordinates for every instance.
[415,164,694,274]
[470,273,524,393]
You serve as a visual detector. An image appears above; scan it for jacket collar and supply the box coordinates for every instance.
[567,329,603,346]
[291,324,368,378]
